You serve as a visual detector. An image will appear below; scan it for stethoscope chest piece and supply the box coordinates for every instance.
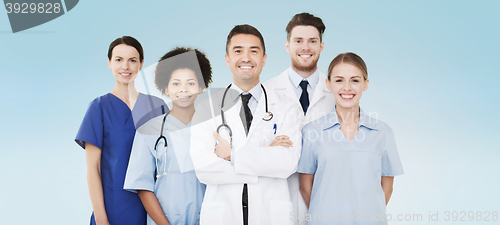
[262,112,273,121]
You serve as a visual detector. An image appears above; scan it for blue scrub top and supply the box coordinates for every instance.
[75,93,167,225]
[124,114,206,225]
[297,108,404,225]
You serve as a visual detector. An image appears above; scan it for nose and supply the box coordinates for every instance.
[342,81,352,91]
[122,61,129,70]
[179,83,189,92]
[241,50,251,63]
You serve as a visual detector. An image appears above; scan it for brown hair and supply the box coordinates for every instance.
[286,12,326,41]
[107,36,144,62]
[327,52,368,80]
[226,24,266,55]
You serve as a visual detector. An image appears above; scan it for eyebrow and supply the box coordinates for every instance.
[114,56,138,59]
[172,78,196,81]
[232,46,261,50]
[333,76,362,79]
[293,37,319,40]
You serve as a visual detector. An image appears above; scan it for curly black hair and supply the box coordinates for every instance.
[154,47,213,95]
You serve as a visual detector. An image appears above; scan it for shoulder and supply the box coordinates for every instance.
[303,113,330,132]
[140,93,166,104]
[87,93,112,111]
[263,69,288,87]
[362,113,394,135]
[136,114,164,136]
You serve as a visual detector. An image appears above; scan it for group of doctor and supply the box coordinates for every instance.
[76,12,403,225]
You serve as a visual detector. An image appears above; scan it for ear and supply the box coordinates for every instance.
[139,60,144,71]
[320,42,324,53]
[107,59,111,69]
[164,86,169,96]
[285,40,290,54]
[325,78,332,92]
[225,54,230,67]
[262,53,267,67]
[363,79,369,91]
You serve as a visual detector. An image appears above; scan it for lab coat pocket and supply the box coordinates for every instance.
[270,200,294,225]
[200,201,224,225]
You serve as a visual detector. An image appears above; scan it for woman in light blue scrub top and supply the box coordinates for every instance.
[298,52,404,225]
[75,36,167,225]
[124,47,213,225]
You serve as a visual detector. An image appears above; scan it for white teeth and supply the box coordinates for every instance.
[341,94,354,99]
[121,73,130,76]
[178,96,190,99]
[299,54,312,58]
[240,66,252,69]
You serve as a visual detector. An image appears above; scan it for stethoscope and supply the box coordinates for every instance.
[216,84,273,145]
[154,110,171,178]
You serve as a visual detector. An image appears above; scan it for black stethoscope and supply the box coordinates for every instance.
[154,110,171,178]
[216,84,273,145]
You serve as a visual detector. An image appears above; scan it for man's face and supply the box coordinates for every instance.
[286,25,324,74]
[225,34,267,87]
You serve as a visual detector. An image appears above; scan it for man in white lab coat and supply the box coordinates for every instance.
[264,13,335,225]
[190,24,303,225]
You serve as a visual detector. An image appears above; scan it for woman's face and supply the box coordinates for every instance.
[165,68,202,109]
[107,44,143,85]
[326,63,369,109]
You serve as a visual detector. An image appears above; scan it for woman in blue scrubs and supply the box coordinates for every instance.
[124,47,212,225]
[75,36,167,225]
[298,52,404,225]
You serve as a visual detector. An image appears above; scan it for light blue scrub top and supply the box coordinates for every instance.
[124,114,206,225]
[297,108,404,225]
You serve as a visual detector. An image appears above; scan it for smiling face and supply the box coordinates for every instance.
[286,25,324,75]
[326,63,369,109]
[165,68,202,109]
[225,34,267,88]
[107,44,143,85]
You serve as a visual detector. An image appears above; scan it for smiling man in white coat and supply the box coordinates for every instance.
[264,13,335,225]
[190,24,303,225]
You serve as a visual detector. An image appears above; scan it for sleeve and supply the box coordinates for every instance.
[233,103,303,179]
[190,99,258,185]
[381,126,404,176]
[297,124,317,174]
[75,99,103,150]
[123,131,156,193]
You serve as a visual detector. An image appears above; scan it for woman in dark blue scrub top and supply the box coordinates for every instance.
[75,36,167,225]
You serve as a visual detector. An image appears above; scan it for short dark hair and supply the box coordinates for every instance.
[155,47,213,95]
[226,24,266,55]
[286,13,326,42]
[327,52,368,80]
[107,36,144,62]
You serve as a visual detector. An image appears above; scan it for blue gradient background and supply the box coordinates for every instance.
[0,0,498,224]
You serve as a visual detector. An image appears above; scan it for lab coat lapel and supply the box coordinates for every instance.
[247,85,277,138]
[309,72,331,110]
[221,89,246,143]
[274,69,299,102]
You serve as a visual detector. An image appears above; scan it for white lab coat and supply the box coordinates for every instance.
[190,83,303,225]
[264,68,335,225]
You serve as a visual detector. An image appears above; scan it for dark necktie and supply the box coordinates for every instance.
[299,80,309,114]
[239,93,252,225]
[240,94,253,135]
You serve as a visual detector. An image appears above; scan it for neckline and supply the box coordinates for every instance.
[108,92,143,112]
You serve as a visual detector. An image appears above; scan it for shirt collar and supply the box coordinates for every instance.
[230,82,262,103]
[322,107,378,131]
[288,67,320,91]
